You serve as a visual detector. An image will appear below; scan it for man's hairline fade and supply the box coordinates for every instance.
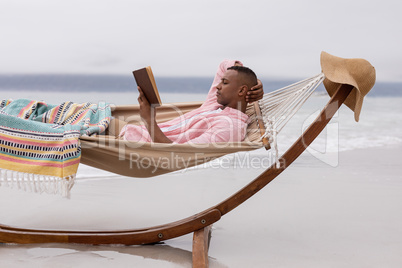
[227,65,258,89]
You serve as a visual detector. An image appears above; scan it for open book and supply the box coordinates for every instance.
[132,66,162,106]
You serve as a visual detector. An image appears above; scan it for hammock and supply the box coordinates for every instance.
[80,73,325,178]
[0,52,376,267]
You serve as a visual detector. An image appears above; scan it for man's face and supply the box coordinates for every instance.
[216,70,241,106]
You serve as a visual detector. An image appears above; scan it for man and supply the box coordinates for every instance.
[111,60,263,144]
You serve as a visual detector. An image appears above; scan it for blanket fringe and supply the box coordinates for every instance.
[0,169,75,198]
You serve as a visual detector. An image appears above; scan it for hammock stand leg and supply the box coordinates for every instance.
[192,225,212,268]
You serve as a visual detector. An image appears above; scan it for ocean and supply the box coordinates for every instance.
[0,74,401,96]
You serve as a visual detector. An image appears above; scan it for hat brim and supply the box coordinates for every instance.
[320,51,376,122]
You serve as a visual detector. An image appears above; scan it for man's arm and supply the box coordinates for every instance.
[137,86,173,143]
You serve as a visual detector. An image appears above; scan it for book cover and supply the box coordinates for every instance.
[132,66,162,106]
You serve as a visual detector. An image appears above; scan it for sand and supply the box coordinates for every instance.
[1,145,402,267]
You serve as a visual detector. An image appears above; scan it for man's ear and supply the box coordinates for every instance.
[238,85,249,97]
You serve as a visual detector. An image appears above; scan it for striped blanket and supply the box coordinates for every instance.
[0,99,111,196]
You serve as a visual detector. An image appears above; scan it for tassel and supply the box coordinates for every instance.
[0,168,75,198]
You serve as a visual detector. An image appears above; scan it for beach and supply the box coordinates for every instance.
[1,0,401,265]
[1,144,401,267]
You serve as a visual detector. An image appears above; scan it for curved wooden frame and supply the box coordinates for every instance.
[0,85,352,247]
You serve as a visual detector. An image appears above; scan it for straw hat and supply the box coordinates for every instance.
[320,51,376,122]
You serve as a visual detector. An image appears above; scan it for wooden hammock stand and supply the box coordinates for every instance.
[0,84,354,267]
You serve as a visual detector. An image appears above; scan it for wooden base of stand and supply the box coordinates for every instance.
[192,225,212,268]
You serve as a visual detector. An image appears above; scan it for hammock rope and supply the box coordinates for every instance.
[0,169,75,197]
[257,73,325,166]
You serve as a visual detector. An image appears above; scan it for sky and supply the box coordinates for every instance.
[1,0,401,82]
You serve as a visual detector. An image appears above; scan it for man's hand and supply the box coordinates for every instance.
[234,61,242,67]
[137,86,153,123]
[137,86,173,143]
[246,79,264,103]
